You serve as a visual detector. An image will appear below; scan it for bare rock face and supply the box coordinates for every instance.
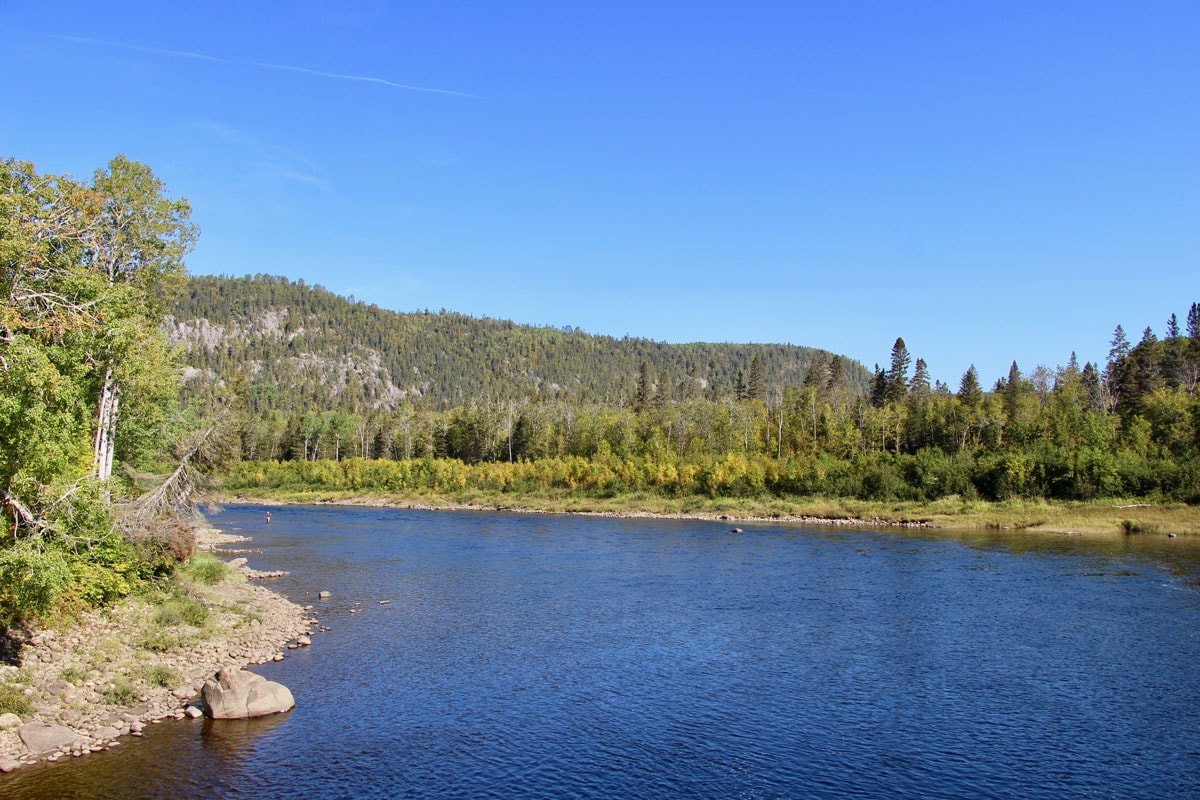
[201,667,295,719]
[18,722,82,754]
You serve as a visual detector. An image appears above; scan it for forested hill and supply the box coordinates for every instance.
[167,274,869,412]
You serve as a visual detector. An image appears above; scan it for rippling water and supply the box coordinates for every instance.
[5,506,1200,799]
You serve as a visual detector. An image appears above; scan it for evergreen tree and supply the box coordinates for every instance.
[635,361,652,412]
[885,337,911,404]
[958,365,983,408]
[1002,361,1024,420]
[869,364,888,408]
[734,369,748,401]
[803,352,829,390]
[909,358,931,398]
[827,355,846,389]
[748,355,765,402]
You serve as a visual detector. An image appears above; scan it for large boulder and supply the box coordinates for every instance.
[201,667,295,719]
[18,721,81,754]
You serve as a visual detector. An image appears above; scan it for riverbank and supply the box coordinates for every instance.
[218,489,1200,536]
[0,526,313,774]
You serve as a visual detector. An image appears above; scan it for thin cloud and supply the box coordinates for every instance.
[51,34,477,98]
[246,61,477,97]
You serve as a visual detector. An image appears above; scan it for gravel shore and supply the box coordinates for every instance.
[0,525,311,774]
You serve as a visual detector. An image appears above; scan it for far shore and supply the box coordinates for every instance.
[214,490,1200,537]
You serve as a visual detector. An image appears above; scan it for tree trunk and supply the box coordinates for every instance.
[93,362,120,482]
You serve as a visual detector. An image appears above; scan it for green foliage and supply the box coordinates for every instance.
[101,674,138,706]
[153,594,209,628]
[58,665,89,685]
[0,541,73,624]
[178,553,230,586]
[0,681,34,717]
[1,155,196,623]
[137,663,179,688]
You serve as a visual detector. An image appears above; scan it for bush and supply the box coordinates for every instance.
[0,541,73,624]
[153,595,209,627]
[179,553,229,586]
[101,674,138,705]
[138,664,179,688]
[0,681,33,717]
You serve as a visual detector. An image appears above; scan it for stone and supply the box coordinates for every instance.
[0,756,22,773]
[0,712,21,730]
[18,721,81,754]
[92,725,120,742]
[227,557,248,568]
[201,667,294,719]
[318,591,331,599]
[296,635,311,646]
[185,706,204,719]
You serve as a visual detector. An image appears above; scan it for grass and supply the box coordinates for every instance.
[153,595,209,628]
[178,553,231,586]
[136,663,179,688]
[58,664,89,685]
[219,487,1200,535]
[0,680,33,717]
[101,674,138,706]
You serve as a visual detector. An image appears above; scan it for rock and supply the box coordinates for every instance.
[92,725,120,742]
[185,706,204,719]
[318,591,331,599]
[201,667,294,719]
[296,635,311,647]
[0,712,21,730]
[18,721,81,754]
[227,557,248,568]
[379,600,391,605]
[1,756,22,773]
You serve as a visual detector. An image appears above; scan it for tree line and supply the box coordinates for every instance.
[219,306,1200,504]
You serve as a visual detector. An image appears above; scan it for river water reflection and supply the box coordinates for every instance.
[5,505,1200,799]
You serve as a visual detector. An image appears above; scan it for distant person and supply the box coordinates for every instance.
[266,511,272,524]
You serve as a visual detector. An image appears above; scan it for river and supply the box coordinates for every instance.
[4,505,1199,799]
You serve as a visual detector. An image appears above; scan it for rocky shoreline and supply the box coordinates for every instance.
[233,494,934,528]
[0,525,313,775]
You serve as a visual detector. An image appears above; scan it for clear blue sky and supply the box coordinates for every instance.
[3,1,1196,387]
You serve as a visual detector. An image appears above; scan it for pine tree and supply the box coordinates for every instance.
[748,355,765,402]
[885,337,911,404]
[635,361,652,412]
[1002,361,1024,420]
[909,358,931,399]
[957,365,983,408]
[869,365,888,408]
[827,355,846,389]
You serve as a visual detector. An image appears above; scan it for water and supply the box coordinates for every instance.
[4,505,1200,799]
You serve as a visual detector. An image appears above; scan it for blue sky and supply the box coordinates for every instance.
[3,1,1197,387]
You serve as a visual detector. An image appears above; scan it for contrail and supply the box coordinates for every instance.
[52,34,477,98]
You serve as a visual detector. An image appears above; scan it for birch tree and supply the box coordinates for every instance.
[84,156,195,482]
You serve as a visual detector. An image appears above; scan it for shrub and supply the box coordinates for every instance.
[153,595,209,627]
[138,664,179,688]
[0,541,73,624]
[59,665,89,685]
[0,681,33,717]
[101,674,138,705]
[179,553,229,586]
